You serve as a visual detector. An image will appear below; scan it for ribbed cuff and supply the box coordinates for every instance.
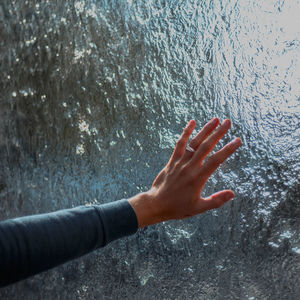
[94,199,138,245]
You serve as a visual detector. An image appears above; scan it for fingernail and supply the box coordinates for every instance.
[226,194,234,201]
[211,118,218,125]
[223,119,230,126]
[233,138,241,146]
[188,120,195,127]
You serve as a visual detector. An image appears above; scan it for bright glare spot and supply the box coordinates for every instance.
[76,144,85,155]
[75,2,85,13]
[292,247,300,254]
[78,119,91,135]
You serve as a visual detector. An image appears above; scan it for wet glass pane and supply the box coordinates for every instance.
[1,0,300,299]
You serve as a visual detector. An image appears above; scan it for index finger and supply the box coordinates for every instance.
[168,120,196,165]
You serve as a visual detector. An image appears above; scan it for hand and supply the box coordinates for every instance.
[128,118,242,228]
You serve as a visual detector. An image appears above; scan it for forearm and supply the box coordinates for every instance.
[0,199,138,287]
[0,118,241,287]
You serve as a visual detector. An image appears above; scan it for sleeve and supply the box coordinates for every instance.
[0,199,138,287]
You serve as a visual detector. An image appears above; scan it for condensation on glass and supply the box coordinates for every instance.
[0,0,299,299]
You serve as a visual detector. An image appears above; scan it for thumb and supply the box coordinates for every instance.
[203,190,235,210]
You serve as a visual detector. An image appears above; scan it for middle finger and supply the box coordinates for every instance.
[199,137,242,179]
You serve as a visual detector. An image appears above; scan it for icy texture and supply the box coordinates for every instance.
[0,0,300,299]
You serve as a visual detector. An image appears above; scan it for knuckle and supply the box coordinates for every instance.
[201,142,210,153]
[213,200,223,209]
[166,162,173,170]
[207,154,222,168]
[171,152,180,162]
[161,169,167,177]
[176,138,184,147]
[180,165,191,177]
[212,155,223,165]
[172,161,180,170]
[183,127,189,135]
[168,161,179,175]
[181,166,188,175]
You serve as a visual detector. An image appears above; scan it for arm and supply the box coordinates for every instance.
[0,117,241,286]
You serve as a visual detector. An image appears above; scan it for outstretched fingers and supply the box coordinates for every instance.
[168,120,196,165]
[189,117,220,149]
[181,117,220,162]
[189,119,232,167]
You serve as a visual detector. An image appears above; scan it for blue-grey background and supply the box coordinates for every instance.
[0,0,299,299]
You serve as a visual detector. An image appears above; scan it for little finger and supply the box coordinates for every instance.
[199,137,242,179]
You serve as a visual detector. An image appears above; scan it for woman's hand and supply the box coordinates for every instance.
[128,118,242,228]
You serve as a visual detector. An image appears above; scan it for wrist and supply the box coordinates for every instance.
[128,189,163,228]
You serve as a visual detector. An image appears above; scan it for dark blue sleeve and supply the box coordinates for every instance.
[0,199,138,287]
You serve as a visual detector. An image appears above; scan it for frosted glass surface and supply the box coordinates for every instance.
[1,0,300,299]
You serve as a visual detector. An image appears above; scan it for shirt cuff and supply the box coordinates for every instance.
[94,199,138,245]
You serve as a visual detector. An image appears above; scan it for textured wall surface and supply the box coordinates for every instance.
[0,1,300,299]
